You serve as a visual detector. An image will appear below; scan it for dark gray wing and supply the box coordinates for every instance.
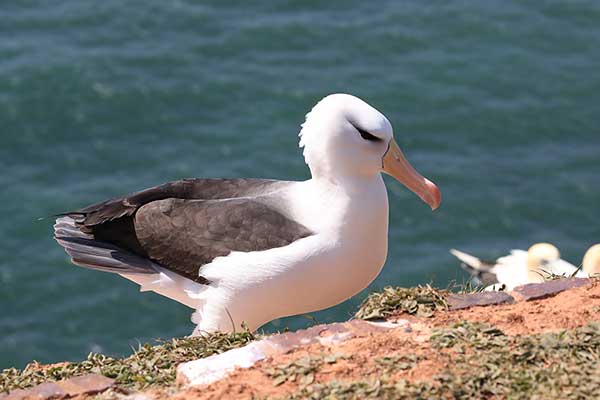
[54,178,312,284]
[458,260,499,286]
[470,268,500,286]
[67,178,285,228]
[54,217,161,275]
[451,249,500,286]
[133,197,313,281]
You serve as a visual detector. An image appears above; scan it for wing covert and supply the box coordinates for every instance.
[134,197,313,282]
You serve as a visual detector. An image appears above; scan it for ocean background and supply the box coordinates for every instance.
[1,1,599,368]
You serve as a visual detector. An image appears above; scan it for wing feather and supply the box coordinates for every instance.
[54,178,311,284]
[134,198,313,282]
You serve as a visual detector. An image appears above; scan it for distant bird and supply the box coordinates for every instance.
[581,244,600,277]
[54,94,441,334]
[450,243,600,291]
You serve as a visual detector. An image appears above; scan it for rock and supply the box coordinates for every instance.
[1,382,65,400]
[1,374,114,400]
[446,292,515,310]
[512,278,591,301]
[177,319,401,387]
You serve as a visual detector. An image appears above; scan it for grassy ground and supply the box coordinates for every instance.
[284,321,600,399]
[2,282,598,399]
[354,285,448,320]
[1,285,447,394]
[0,331,255,393]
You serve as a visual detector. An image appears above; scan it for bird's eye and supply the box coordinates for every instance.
[355,126,381,142]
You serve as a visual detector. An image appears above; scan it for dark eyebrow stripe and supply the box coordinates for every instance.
[351,123,382,142]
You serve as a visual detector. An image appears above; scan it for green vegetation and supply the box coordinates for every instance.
[3,282,599,399]
[0,330,255,393]
[263,353,346,388]
[446,279,486,294]
[374,354,422,375]
[354,285,448,319]
[285,378,432,399]
[286,321,600,399]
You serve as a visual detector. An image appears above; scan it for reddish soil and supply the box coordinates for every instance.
[170,281,600,400]
[432,279,600,335]
[174,326,446,400]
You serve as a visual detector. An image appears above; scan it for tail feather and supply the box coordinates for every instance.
[450,249,484,270]
[54,216,158,275]
[54,219,88,237]
[54,226,88,239]
[450,248,499,286]
[54,215,207,315]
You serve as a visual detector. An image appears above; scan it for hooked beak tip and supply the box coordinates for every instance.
[427,180,442,211]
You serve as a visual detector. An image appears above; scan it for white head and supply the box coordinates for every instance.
[526,242,561,282]
[583,244,600,275]
[299,94,440,209]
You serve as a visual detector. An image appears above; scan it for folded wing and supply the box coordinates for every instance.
[54,178,312,284]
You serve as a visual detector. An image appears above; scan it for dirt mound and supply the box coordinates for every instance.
[3,280,598,400]
[176,280,600,399]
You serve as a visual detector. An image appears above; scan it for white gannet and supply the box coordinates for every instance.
[451,243,600,291]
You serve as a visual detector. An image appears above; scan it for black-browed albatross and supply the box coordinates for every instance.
[54,93,441,334]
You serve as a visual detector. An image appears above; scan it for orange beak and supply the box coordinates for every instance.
[382,138,441,210]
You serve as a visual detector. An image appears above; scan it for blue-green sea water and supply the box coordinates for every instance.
[1,1,599,368]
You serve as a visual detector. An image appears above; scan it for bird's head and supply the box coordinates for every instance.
[526,243,561,281]
[583,244,600,275]
[299,94,440,210]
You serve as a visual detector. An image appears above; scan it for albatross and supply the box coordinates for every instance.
[54,93,441,334]
[451,243,600,291]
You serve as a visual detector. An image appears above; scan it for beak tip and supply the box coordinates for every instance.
[427,181,441,211]
[382,139,441,210]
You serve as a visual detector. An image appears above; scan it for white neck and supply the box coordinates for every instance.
[286,174,389,238]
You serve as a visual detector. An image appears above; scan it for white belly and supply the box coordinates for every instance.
[194,231,387,332]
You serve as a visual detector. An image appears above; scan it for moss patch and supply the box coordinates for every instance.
[0,330,255,393]
[354,285,448,320]
[374,354,422,375]
[263,353,346,388]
